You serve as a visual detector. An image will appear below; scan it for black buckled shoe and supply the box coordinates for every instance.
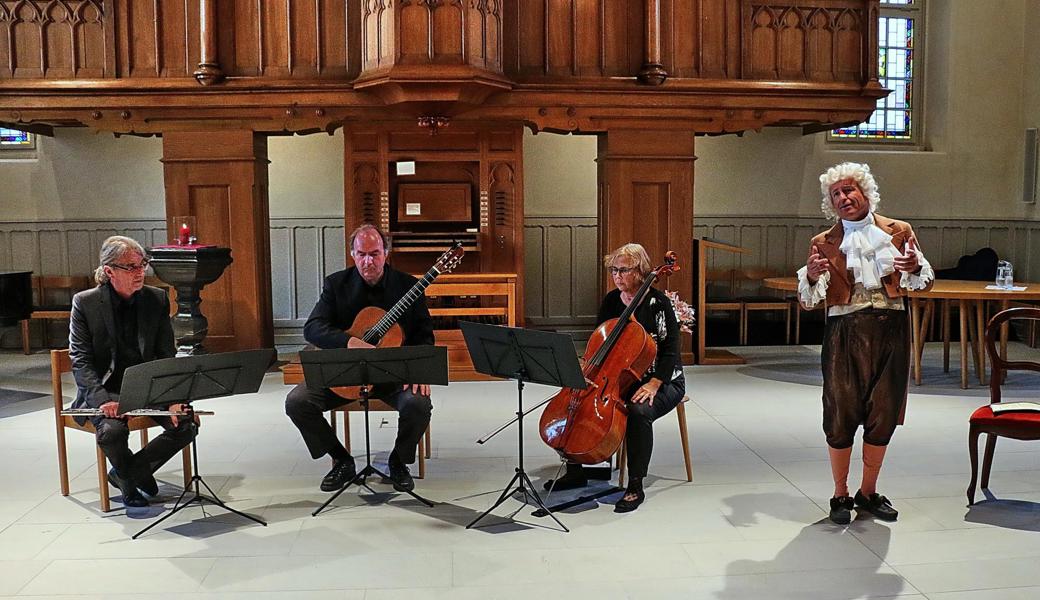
[829,495,854,525]
[387,455,415,493]
[320,459,357,492]
[855,490,898,521]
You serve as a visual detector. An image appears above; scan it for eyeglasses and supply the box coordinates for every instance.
[109,260,150,273]
[607,266,636,276]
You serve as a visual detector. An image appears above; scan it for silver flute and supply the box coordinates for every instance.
[61,408,214,417]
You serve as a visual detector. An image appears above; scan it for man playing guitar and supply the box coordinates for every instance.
[285,224,435,493]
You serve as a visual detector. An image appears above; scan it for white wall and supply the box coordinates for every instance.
[522,130,597,217]
[0,129,343,221]
[0,130,163,221]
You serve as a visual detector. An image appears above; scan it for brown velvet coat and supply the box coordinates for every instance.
[804,213,934,309]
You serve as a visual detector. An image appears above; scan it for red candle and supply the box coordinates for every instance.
[179,222,191,245]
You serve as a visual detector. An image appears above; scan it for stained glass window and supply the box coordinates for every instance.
[0,128,33,146]
[831,0,923,143]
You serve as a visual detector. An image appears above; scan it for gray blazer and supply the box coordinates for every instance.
[68,284,176,411]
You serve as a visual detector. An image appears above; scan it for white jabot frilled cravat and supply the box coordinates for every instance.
[838,213,900,290]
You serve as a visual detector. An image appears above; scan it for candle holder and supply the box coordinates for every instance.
[170,216,198,246]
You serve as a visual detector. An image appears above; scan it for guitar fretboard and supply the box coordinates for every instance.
[362,267,440,344]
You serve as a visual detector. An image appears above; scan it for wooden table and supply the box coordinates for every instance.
[907,280,1040,389]
[762,277,797,292]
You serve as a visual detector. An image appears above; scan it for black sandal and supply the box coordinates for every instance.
[614,478,645,513]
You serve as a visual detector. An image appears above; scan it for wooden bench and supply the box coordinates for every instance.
[425,273,517,381]
[21,276,172,354]
[21,275,92,354]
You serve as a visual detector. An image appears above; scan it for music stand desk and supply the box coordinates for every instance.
[302,345,448,516]
[128,348,275,539]
[460,321,585,532]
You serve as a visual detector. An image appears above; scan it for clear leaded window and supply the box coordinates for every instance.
[830,0,924,144]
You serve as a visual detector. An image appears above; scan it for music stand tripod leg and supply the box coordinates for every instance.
[133,420,267,539]
[467,377,568,532]
[312,391,433,517]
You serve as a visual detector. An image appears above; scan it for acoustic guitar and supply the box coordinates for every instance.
[332,241,464,399]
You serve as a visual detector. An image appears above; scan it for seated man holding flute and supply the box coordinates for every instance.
[68,235,195,508]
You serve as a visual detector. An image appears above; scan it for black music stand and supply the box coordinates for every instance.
[128,348,275,539]
[460,321,586,532]
[303,345,448,516]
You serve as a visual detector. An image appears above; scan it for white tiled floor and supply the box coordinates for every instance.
[1,344,1039,599]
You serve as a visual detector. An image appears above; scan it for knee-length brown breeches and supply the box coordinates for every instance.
[821,308,910,449]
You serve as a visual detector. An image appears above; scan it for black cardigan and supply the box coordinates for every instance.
[596,287,682,383]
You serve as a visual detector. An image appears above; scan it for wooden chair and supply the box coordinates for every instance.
[616,395,694,487]
[966,308,1040,505]
[52,349,192,512]
[21,275,92,354]
[737,269,791,345]
[280,362,432,478]
[705,269,744,342]
[330,400,430,479]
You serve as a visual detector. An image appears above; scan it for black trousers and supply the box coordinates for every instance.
[92,411,195,484]
[822,308,909,449]
[285,383,432,464]
[623,374,686,479]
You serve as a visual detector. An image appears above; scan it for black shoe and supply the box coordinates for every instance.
[855,490,898,521]
[320,459,357,492]
[107,467,129,493]
[829,495,854,525]
[108,469,149,508]
[614,480,645,513]
[387,455,415,493]
[543,464,588,492]
[122,488,149,508]
[136,472,159,497]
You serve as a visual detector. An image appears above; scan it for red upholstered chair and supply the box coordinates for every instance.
[966,307,1040,505]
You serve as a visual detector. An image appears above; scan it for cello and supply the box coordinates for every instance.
[538,251,679,464]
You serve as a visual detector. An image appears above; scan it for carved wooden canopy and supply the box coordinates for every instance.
[0,0,886,135]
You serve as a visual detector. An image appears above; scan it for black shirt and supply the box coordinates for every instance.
[103,283,144,395]
[596,287,682,383]
[303,265,435,349]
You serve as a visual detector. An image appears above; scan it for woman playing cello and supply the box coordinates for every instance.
[546,243,686,512]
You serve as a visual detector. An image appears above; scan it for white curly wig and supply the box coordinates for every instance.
[819,162,881,221]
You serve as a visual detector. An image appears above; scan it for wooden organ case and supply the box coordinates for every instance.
[344,123,524,379]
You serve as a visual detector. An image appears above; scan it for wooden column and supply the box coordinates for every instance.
[161,130,273,352]
[193,0,225,85]
[638,0,668,85]
[598,129,695,362]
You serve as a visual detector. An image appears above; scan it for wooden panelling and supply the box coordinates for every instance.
[5,215,1040,349]
[363,0,501,70]
[506,0,873,83]
[742,1,868,82]
[162,130,273,352]
[507,0,643,78]
[597,128,695,308]
[0,0,110,78]
[112,0,358,79]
